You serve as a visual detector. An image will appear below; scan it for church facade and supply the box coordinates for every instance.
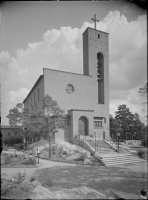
[23,27,109,143]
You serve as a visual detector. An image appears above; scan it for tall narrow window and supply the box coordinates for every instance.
[31,98,32,106]
[38,88,40,102]
[36,102,37,112]
[104,118,106,123]
[34,93,35,104]
[97,52,104,104]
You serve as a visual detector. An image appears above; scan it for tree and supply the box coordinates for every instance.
[138,83,148,119]
[115,105,144,140]
[38,94,68,158]
[115,105,133,140]
[6,103,30,148]
[109,114,121,140]
[7,94,68,154]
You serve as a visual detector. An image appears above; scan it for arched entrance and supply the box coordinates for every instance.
[78,116,88,136]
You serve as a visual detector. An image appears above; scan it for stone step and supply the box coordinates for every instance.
[102,156,143,162]
[103,159,146,167]
[101,154,146,166]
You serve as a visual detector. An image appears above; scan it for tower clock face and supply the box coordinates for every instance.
[66,84,74,94]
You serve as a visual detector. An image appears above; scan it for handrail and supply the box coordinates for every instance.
[104,136,118,150]
[73,131,102,152]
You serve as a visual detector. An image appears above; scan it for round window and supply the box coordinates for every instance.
[66,84,74,94]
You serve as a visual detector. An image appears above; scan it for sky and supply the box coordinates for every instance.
[0,1,147,125]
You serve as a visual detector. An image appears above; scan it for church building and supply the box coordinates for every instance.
[23,20,109,143]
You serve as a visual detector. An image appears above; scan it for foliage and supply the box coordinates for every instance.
[141,138,148,147]
[4,155,12,164]
[18,153,26,163]
[114,105,144,140]
[12,170,27,184]
[138,83,148,119]
[22,156,37,165]
[40,94,68,158]
[137,149,147,159]
[40,169,53,188]
[3,136,23,145]
[79,151,88,160]
[28,174,37,182]
[109,114,121,139]
[7,94,67,157]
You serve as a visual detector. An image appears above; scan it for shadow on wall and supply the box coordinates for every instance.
[53,128,71,143]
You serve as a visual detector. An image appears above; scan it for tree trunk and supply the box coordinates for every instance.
[49,134,52,158]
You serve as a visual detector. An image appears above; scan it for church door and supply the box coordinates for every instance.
[78,116,88,136]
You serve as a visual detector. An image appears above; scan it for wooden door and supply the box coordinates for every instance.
[79,117,87,136]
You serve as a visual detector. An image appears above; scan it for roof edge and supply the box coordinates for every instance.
[23,75,43,103]
[43,68,92,77]
[82,27,109,35]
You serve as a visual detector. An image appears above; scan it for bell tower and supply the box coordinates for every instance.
[83,15,109,105]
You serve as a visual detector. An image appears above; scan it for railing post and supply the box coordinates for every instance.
[95,132,96,152]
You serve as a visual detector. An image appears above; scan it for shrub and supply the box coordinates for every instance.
[18,153,26,163]
[28,174,37,182]
[12,170,27,184]
[4,155,12,164]
[127,142,133,145]
[4,137,23,145]
[79,151,88,160]
[137,149,147,159]
[40,170,53,188]
[141,139,148,147]
[22,156,37,165]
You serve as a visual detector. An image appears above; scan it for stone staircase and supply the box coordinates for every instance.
[75,135,146,167]
[101,153,146,167]
[95,140,116,154]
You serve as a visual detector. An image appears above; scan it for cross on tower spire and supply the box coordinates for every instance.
[91,14,99,30]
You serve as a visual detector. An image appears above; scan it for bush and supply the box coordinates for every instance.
[137,149,147,159]
[141,139,148,147]
[127,142,133,145]
[4,137,23,145]
[4,155,12,164]
[28,174,37,182]
[39,169,53,188]
[22,156,37,165]
[12,170,27,184]
[18,153,26,163]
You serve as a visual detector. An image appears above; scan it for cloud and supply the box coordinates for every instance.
[8,87,30,102]
[0,10,147,124]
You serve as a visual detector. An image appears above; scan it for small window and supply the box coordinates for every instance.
[104,118,106,123]
[98,34,100,39]
[94,121,103,128]
[8,133,10,137]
